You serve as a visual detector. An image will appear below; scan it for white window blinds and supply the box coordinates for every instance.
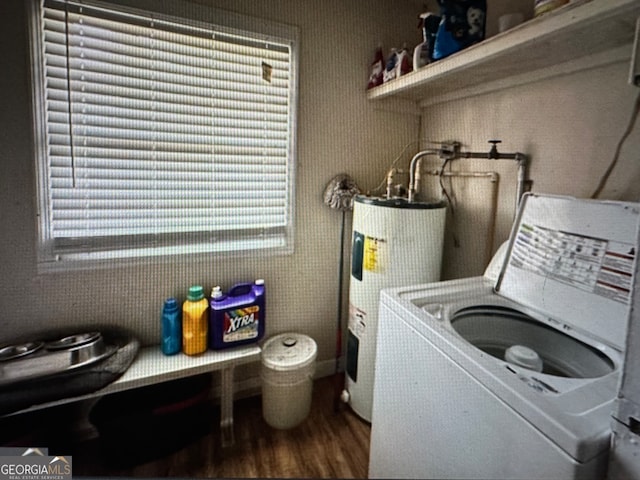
[31,0,297,268]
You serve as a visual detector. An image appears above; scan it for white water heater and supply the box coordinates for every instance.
[345,195,446,421]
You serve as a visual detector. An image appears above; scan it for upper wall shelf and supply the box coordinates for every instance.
[367,0,640,112]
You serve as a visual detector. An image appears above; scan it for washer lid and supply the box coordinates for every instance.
[261,333,317,371]
[496,193,640,351]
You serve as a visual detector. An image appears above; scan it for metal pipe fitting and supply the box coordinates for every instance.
[408,149,440,202]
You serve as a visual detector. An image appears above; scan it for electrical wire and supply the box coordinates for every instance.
[438,158,461,247]
[438,157,455,210]
[371,140,448,193]
[590,91,640,199]
[371,140,432,195]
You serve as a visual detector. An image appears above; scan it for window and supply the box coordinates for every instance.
[29,0,298,270]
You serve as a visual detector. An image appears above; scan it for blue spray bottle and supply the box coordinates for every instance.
[413,12,441,70]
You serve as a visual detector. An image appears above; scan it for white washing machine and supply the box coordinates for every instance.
[369,194,640,480]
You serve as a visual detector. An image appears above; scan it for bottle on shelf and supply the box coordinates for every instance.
[182,285,208,356]
[209,279,266,350]
[161,297,181,355]
[413,12,440,71]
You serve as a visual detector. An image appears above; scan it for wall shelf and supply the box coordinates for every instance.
[367,0,640,112]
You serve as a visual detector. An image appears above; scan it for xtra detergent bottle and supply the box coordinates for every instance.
[182,285,208,355]
[209,279,265,349]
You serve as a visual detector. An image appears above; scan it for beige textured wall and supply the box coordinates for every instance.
[420,60,640,279]
[0,0,419,371]
[5,0,636,373]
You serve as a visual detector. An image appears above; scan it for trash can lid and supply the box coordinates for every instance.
[261,333,317,372]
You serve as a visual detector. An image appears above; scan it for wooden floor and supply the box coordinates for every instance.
[70,374,371,478]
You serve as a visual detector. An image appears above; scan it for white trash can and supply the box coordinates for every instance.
[261,333,317,429]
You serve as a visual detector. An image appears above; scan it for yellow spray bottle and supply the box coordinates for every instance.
[182,285,208,355]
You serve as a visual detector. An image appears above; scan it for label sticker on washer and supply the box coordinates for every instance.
[510,223,635,303]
